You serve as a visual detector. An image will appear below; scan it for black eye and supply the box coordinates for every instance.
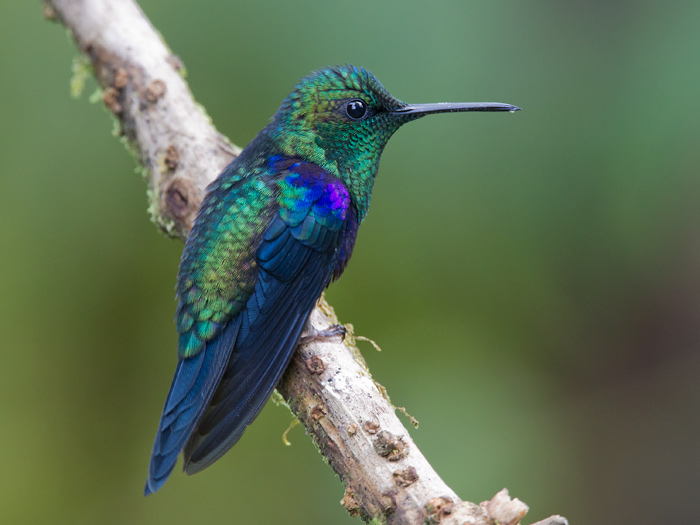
[345,100,367,120]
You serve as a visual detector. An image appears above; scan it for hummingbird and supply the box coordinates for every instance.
[145,65,519,494]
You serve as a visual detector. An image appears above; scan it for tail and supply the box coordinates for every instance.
[144,317,241,495]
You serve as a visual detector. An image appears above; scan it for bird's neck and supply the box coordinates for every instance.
[262,122,381,222]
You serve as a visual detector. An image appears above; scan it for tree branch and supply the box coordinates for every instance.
[46,1,567,523]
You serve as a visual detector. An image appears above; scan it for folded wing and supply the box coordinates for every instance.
[145,159,356,493]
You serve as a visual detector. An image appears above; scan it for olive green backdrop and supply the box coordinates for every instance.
[2,1,699,523]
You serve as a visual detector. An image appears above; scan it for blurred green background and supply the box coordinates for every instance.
[2,1,699,523]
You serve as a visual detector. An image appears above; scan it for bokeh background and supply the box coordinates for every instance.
[2,1,699,523]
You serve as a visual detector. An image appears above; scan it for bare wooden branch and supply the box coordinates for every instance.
[48,0,239,240]
[46,1,567,523]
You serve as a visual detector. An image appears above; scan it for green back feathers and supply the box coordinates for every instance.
[176,166,276,358]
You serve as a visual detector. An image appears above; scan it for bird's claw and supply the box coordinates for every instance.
[298,323,346,345]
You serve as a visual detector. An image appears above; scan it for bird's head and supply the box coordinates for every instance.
[267,65,518,218]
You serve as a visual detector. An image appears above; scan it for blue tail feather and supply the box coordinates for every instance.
[144,316,241,495]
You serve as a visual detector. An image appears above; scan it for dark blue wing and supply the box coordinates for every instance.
[181,215,337,473]
[183,161,355,475]
[182,198,353,472]
[145,160,356,490]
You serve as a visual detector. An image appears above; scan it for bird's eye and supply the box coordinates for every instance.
[345,100,367,120]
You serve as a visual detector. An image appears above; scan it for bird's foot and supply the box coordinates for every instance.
[299,323,346,345]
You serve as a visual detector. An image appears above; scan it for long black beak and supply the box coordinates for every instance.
[392,102,520,116]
